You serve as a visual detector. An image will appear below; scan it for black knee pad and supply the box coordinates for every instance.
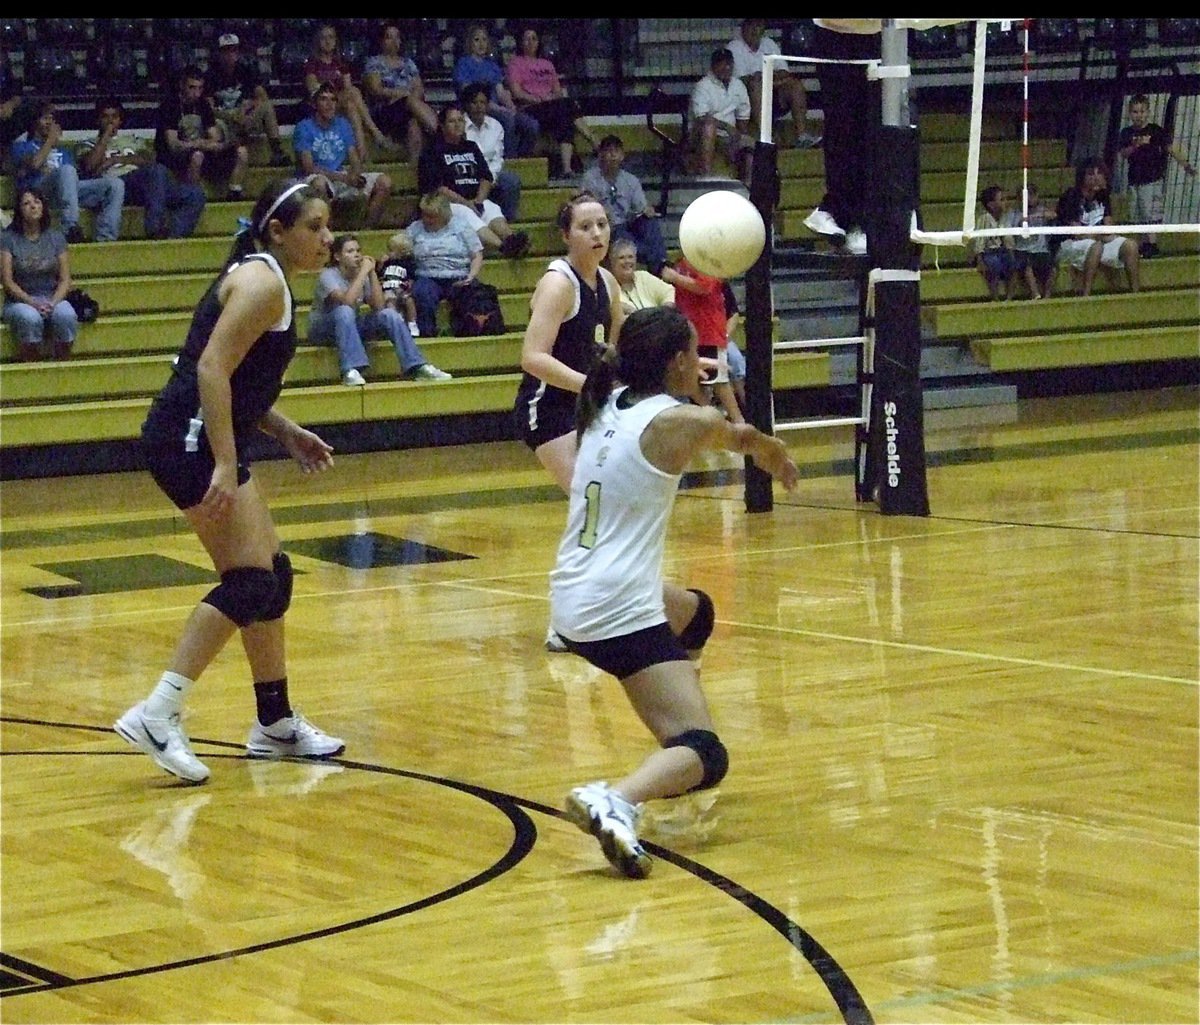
[676,589,715,650]
[664,729,728,791]
[258,552,294,621]
[202,566,277,627]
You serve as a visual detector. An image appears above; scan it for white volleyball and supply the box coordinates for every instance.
[678,190,766,279]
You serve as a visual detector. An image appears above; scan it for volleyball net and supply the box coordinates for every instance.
[740,18,1200,517]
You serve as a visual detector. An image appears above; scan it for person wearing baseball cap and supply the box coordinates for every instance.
[209,32,290,168]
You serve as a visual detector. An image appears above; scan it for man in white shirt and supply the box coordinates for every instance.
[689,48,752,182]
[461,82,521,222]
[727,18,819,148]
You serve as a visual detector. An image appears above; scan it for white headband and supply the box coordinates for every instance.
[257,181,310,235]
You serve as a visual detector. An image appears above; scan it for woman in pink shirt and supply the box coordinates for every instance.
[505,25,598,178]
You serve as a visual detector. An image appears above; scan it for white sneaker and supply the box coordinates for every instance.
[794,131,822,149]
[246,712,345,759]
[114,701,210,784]
[844,228,867,256]
[545,626,569,653]
[342,368,366,387]
[565,781,652,879]
[407,320,421,337]
[803,208,846,242]
[409,363,452,381]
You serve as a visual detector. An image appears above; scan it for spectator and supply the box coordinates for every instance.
[78,98,206,241]
[972,185,1015,301]
[1118,93,1197,258]
[461,82,522,224]
[10,101,124,242]
[303,22,387,159]
[506,24,599,179]
[722,281,747,410]
[408,191,484,338]
[1004,183,1055,299]
[453,22,539,159]
[307,233,449,386]
[207,33,290,168]
[418,103,529,258]
[155,65,249,203]
[1,186,78,361]
[377,230,421,337]
[606,236,674,315]
[727,18,820,148]
[361,21,438,164]
[801,19,881,257]
[293,83,393,230]
[581,134,668,276]
[1056,157,1140,296]
[689,49,753,184]
[671,255,744,423]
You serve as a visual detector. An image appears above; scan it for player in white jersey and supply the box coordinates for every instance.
[553,305,798,877]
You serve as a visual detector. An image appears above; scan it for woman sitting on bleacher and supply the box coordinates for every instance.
[1056,157,1141,297]
[1,186,78,361]
[407,192,484,339]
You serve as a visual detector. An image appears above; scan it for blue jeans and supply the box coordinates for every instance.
[35,163,125,240]
[491,169,522,223]
[491,104,539,159]
[2,298,78,353]
[412,276,467,338]
[308,305,428,376]
[121,164,206,239]
[614,215,667,275]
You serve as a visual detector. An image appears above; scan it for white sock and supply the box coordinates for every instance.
[143,671,194,719]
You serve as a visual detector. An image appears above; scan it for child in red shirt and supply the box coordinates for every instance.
[665,258,745,423]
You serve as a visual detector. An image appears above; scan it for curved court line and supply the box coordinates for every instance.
[0,720,875,1025]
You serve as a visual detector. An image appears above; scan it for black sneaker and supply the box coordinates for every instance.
[1144,242,1160,259]
[225,189,245,203]
[65,225,85,244]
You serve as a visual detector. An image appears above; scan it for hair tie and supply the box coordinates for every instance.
[235,216,253,236]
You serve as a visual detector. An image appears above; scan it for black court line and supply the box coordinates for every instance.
[0,717,874,1025]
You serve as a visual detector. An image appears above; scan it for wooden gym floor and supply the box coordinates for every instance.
[1,386,1196,1024]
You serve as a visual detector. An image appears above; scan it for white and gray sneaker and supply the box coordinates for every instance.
[114,702,211,784]
[246,712,345,760]
[844,227,867,256]
[803,207,846,245]
[545,626,569,653]
[565,781,652,879]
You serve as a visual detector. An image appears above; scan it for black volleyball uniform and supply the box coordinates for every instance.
[141,252,297,509]
[513,258,611,450]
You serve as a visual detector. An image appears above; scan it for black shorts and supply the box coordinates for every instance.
[560,621,689,681]
[142,438,251,511]
[514,386,577,451]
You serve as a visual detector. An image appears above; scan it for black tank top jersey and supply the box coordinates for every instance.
[515,258,611,407]
[141,252,297,451]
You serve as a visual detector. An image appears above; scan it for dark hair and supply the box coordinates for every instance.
[981,184,1003,206]
[459,82,490,107]
[227,179,322,268]
[1075,156,1108,187]
[26,100,54,137]
[378,20,402,47]
[438,103,463,127]
[556,189,604,231]
[180,64,205,86]
[711,47,734,67]
[95,97,124,118]
[330,233,358,263]
[311,82,337,105]
[1129,93,1150,108]
[576,306,694,440]
[15,187,53,234]
[598,134,623,152]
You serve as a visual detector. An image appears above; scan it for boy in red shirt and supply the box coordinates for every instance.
[666,258,745,423]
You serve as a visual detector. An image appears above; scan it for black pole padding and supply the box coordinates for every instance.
[744,140,779,513]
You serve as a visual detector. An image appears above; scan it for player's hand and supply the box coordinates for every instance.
[285,425,335,474]
[199,462,240,520]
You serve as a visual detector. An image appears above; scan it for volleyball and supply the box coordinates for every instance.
[678,190,766,279]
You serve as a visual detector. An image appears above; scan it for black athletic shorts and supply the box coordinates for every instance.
[142,439,251,511]
[514,387,577,451]
[559,621,689,680]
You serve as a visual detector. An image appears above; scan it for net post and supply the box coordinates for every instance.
[744,139,779,514]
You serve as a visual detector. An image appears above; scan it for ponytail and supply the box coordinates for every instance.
[575,347,620,443]
[223,179,320,270]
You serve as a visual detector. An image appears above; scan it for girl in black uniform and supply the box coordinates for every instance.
[115,179,342,784]
[514,191,624,493]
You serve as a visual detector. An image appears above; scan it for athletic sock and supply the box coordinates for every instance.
[143,670,194,719]
[254,678,292,727]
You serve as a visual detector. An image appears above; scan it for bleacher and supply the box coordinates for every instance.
[2,18,1198,478]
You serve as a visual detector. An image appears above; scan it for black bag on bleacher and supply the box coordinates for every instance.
[448,281,505,337]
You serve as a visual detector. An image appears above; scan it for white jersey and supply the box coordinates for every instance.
[550,388,683,641]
